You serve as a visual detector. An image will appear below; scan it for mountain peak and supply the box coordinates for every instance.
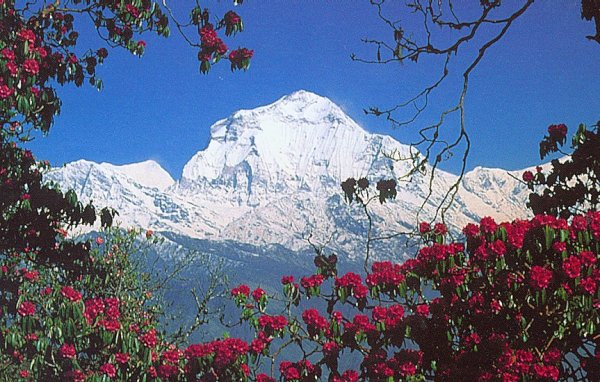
[179,91,421,192]
[46,90,534,259]
[221,90,354,133]
[276,89,331,105]
[101,160,175,191]
[181,90,381,186]
[267,90,350,124]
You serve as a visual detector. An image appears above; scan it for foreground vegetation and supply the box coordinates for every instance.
[1,0,598,380]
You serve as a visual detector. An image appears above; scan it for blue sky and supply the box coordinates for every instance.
[26,1,599,179]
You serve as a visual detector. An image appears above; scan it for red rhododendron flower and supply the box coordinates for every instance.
[331,311,343,322]
[59,343,76,359]
[241,363,250,376]
[480,216,498,234]
[281,275,295,284]
[462,223,479,237]
[562,255,581,279]
[25,333,38,341]
[22,269,39,281]
[115,352,129,364]
[256,374,276,382]
[100,363,116,378]
[17,301,35,316]
[5,61,17,76]
[372,306,388,322]
[301,274,325,289]
[63,369,85,382]
[23,59,39,75]
[61,286,82,302]
[157,364,178,379]
[489,239,506,256]
[0,84,14,99]
[231,284,250,297]
[419,222,431,233]
[0,48,15,60]
[580,277,597,294]
[434,223,447,235]
[228,47,254,68]
[552,241,566,252]
[303,309,331,337]
[543,348,562,364]
[366,261,405,288]
[522,170,534,182]
[323,341,340,357]
[251,337,267,354]
[139,329,157,348]
[516,349,534,364]
[184,343,212,359]
[36,46,48,58]
[125,3,140,18]
[258,314,287,332]
[252,287,266,302]
[224,11,241,25]
[530,266,552,289]
[332,371,360,382]
[98,319,120,332]
[18,29,36,43]
[211,338,249,367]
[533,364,559,380]
[162,348,182,363]
[399,362,417,376]
[84,298,105,323]
[571,215,587,231]
[490,299,502,313]
[104,297,120,319]
[335,272,367,298]
[547,123,567,139]
[280,362,300,380]
[40,286,52,296]
[579,250,596,266]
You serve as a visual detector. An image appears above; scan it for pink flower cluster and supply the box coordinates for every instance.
[198,25,227,61]
[335,272,368,299]
[229,48,253,69]
[302,308,330,337]
[83,297,121,331]
[279,360,321,381]
[61,286,82,302]
[300,273,325,291]
[231,284,250,297]
[258,314,288,334]
[548,123,567,139]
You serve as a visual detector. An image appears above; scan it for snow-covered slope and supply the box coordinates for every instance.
[106,160,174,191]
[46,90,533,260]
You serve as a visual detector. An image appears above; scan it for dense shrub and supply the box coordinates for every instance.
[0,0,251,136]
[231,211,599,381]
[526,122,600,218]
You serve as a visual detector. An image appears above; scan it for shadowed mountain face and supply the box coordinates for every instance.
[47,90,532,262]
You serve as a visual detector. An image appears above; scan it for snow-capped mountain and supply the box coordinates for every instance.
[46,90,532,261]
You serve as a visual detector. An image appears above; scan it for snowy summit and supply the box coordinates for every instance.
[47,90,533,259]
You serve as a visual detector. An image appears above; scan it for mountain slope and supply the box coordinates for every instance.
[46,90,532,260]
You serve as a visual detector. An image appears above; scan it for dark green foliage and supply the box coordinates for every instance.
[528,123,600,218]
